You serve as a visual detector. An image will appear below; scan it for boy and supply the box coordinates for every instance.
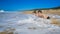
[33,10,50,19]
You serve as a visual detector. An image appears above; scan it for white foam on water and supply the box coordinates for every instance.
[14,14,60,34]
[0,10,4,12]
[0,12,60,34]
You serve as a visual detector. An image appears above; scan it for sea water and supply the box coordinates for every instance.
[0,12,60,34]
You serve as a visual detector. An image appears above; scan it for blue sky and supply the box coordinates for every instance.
[0,0,60,11]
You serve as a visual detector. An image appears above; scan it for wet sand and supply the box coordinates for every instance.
[0,32,13,34]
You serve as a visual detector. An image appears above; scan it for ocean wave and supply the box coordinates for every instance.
[0,12,60,34]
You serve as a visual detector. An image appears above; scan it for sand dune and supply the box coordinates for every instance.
[22,9,60,15]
